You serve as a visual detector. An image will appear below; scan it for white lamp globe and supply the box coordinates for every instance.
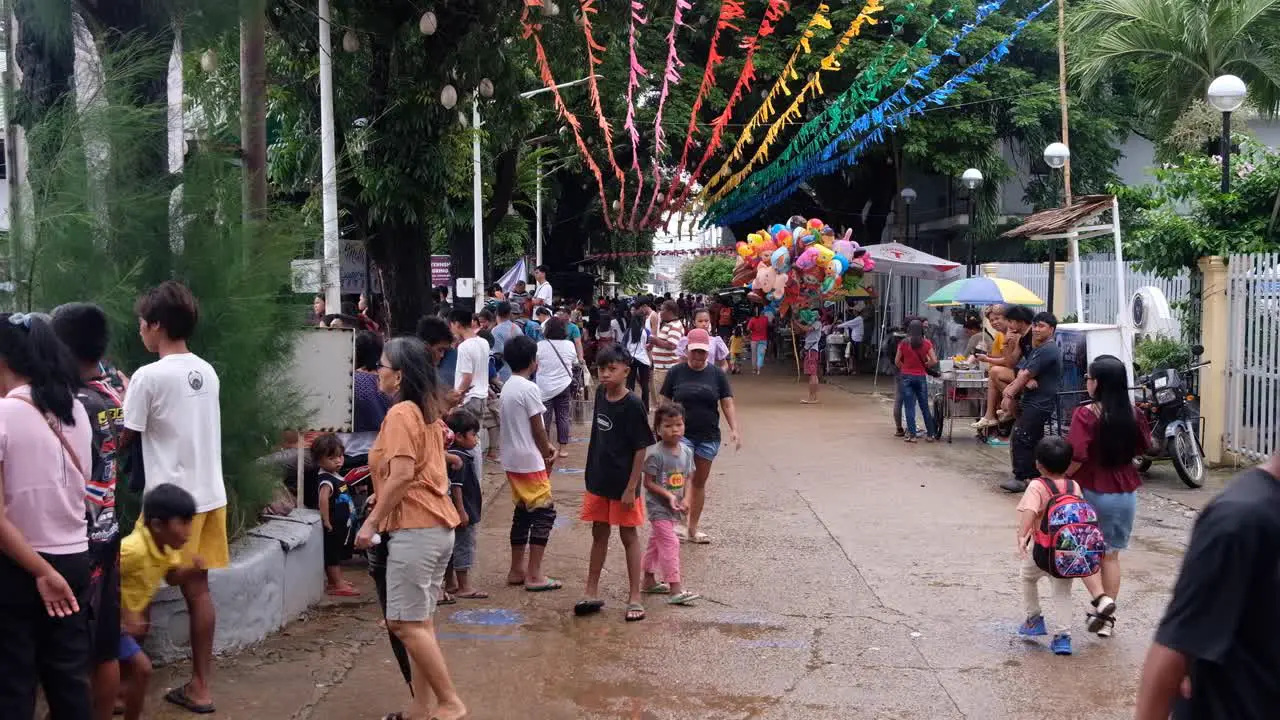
[478,78,495,99]
[419,11,438,36]
[440,84,458,109]
[900,187,917,205]
[961,168,983,190]
[1043,142,1070,169]
[1207,74,1247,113]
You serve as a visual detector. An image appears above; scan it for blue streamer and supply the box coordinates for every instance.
[708,0,1053,227]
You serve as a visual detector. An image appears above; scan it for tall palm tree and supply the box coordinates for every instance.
[1071,0,1280,131]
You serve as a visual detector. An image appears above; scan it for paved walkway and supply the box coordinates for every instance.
[144,372,1205,719]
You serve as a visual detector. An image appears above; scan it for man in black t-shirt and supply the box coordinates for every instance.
[1136,456,1280,720]
[999,312,1063,493]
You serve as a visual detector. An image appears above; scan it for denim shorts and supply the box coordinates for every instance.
[1082,489,1137,551]
[682,438,720,461]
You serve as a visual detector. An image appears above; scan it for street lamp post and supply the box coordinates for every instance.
[961,168,983,277]
[900,187,917,246]
[1043,142,1070,313]
[1207,74,1247,194]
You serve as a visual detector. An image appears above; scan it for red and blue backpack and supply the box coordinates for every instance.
[1032,477,1106,579]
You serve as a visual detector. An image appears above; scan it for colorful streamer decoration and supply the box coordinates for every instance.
[578,0,629,227]
[638,0,692,229]
[712,5,949,214]
[704,0,886,204]
[710,1,1003,220]
[700,3,833,197]
[624,0,650,229]
[659,0,746,229]
[710,0,1054,225]
[520,1,613,229]
[670,0,792,217]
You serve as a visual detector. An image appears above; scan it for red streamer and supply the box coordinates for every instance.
[584,247,737,261]
[638,0,692,230]
[672,0,791,217]
[624,0,649,229]
[578,0,628,227]
[521,2,613,229]
[657,0,746,230]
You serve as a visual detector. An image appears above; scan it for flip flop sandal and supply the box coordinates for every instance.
[642,583,671,595]
[525,578,564,592]
[667,591,700,606]
[574,599,605,616]
[164,686,216,715]
[455,590,490,599]
[507,578,526,586]
[625,603,646,622]
[326,585,361,597]
[689,532,712,544]
[437,594,457,606]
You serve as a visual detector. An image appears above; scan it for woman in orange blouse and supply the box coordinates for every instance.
[355,337,465,720]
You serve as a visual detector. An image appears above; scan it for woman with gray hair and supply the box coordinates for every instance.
[355,337,466,720]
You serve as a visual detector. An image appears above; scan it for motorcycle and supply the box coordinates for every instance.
[1134,346,1210,488]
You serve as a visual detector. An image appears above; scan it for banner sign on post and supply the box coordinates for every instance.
[340,240,367,294]
[430,255,452,287]
[291,259,323,293]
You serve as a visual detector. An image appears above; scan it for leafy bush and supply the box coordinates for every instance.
[15,49,304,537]
[1134,336,1193,374]
[679,255,736,296]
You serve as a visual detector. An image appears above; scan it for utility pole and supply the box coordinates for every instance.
[1057,0,1072,207]
[241,0,268,223]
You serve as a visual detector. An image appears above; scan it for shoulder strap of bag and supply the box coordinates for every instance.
[13,395,90,484]
[547,339,573,377]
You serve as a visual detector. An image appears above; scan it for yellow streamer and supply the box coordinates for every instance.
[704,0,884,204]
[700,4,832,194]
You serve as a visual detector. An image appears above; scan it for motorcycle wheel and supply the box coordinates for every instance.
[1134,457,1152,473]
[1171,425,1205,489]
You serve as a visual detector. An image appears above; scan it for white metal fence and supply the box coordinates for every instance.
[993,262,1050,308]
[1065,256,1192,329]
[1225,253,1280,461]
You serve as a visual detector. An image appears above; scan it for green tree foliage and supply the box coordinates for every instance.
[1117,139,1280,277]
[12,28,304,533]
[1071,0,1280,134]
[678,255,735,295]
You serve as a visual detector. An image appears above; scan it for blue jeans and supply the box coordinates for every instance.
[752,341,767,370]
[899,374,935,437]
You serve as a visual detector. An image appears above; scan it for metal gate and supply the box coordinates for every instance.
[1225,253,1280,461]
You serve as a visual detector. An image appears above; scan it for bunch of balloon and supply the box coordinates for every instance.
[731,216,875,318]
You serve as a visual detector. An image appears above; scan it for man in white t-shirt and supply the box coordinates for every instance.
[119,280,223,713]
[532,265,554,311]
[449,308,491,424]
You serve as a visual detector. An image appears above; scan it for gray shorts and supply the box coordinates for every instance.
[451,524,477,570]
[385,527,455,622]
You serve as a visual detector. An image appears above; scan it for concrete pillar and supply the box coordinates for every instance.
[981,262,999,278]
[1042,262,1069,318]
[1198,256,1229,464]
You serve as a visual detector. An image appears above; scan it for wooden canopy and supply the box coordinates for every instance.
[1001,194,1116,240]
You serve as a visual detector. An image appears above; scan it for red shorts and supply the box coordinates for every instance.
[580,491,646,527]
[804,349,820,376]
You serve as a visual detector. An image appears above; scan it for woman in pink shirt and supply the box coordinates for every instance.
[0,313,94,718]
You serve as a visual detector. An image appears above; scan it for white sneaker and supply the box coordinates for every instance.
[1096,616,1115,638]
[1087,595,1117,633]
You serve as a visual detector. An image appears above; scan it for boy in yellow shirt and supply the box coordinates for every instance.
[118,484,203,719]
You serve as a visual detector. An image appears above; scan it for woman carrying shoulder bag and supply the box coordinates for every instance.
[537,318,579,456]
[894,319,937,443]
[354,337,466,720]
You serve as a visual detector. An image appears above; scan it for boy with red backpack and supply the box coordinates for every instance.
[1015,437,1115,655]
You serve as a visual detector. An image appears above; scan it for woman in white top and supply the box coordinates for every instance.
[536,318,579,454]
[623,301,654,413]
[0,313,94,718]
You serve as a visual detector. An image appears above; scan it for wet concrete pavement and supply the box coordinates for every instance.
[143,372,1209,719]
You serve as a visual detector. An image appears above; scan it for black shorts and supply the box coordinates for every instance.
[87,539,121,665]
[324,525,351,567]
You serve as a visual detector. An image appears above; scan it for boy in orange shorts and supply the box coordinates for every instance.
[574,345,655,622]
[498,335,562,592]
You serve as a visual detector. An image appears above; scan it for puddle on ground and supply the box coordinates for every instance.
[553,467,585,474]
[448,608,524,626]
[436,631,523,642]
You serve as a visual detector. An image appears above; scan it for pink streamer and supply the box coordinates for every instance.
[624,0,649,229]
[577,0,628,225]
[639,0,691,229]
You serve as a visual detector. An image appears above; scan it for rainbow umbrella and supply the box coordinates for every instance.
[924,277,1044,307]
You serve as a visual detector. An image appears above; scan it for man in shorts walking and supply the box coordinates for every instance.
[121,281,226,714]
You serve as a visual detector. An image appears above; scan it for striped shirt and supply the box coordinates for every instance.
[651,321,684,370]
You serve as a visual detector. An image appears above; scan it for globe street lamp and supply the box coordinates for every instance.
[1207,74,1247,194]
[961,168,983,277]
[1043,142,1070,312]
[900,187,917,245]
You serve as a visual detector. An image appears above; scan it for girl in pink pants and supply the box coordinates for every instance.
[640,405,700,606]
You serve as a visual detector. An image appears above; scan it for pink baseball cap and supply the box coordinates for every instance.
[686,328,712,353]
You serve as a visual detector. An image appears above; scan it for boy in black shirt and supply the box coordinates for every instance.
[445,408,488,599]
[1136,454,1280,719]
[575,345,654,622]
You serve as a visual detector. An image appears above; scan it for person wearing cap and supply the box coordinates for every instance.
[659,328,740,545]
[1000,312,1063,493]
